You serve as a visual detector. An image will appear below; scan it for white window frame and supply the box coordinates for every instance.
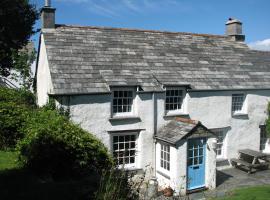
[212,128,227,159]
[231,93,247,115]
[165,87,186,115]
[111,87,135,117]
[160,143,170,171]
[111,132,138,169]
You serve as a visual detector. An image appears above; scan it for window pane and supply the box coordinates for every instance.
[119,143,124,149]
[131,135,135,141]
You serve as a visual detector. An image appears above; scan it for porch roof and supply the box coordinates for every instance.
[155,117,213,145]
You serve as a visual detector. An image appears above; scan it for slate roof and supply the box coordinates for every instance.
[156,118,201,144]
[41,25,270,95]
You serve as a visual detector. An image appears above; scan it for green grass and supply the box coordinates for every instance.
[0,151,19,170]
[214,185,270,200]
[0,151,100,200]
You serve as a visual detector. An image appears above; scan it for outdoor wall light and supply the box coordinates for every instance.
[212,138,218,150]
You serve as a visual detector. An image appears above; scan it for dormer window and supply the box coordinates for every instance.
[231,93,247,116]
[165,87,186,115]
[112,88,135,117]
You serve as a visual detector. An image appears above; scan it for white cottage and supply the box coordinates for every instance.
[36,1,270,195]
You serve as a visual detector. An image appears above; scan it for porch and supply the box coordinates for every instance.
[155,168,270,199]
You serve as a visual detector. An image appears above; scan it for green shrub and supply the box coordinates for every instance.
[0,87,35,107]
[17,108,113,178]
[0,101,30,149]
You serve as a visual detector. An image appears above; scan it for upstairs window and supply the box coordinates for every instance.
[165,88,184,112]
[112,90,134,115]
[232,94,245,113]
[160,144,170,171]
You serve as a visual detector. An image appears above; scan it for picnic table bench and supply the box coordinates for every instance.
[230,149,269,174]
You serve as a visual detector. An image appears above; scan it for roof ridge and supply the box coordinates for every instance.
[175,117,199,125]
[55,24,228,38]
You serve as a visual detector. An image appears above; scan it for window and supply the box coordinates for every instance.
[165,88,184,112]
[112,134,137,167]
[212,129,227,159]
[260,125,267,151]
[232,94,245,113]
[112,90,133,114]
[160,144,170,171]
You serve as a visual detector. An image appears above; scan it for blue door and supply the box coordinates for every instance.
[187,138,206,190]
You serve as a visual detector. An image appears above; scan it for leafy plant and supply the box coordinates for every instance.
[0,0,38,77]
[0,102,31,149]
[95,168,139,200]
[0,87,35,107]
[17,108,113,179]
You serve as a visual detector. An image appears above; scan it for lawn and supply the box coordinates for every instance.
[0,151,99,200]
[214,185,270,200]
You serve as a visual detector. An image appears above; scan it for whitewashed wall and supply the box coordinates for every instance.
[67,93,156,171]
[36,34,53,106]
[188,90,270,159]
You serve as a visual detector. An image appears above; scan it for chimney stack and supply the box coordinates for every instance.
[41,0,56,29]
[225,18,245,42]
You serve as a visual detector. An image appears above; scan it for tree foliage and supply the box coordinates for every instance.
[0,87,35,149]
[0,0,38,77]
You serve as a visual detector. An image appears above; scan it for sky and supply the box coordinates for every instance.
[30,0,270,51]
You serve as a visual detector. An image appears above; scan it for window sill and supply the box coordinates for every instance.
[163,113,189,118]
[109,116,141,121]
[157,170,170,180]
[232,113,248,118]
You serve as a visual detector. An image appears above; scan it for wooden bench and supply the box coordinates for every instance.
[230,149,269,174]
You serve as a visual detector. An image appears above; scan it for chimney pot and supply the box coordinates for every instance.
[45,0,51,7]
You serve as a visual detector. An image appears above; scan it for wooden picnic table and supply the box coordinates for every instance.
[230,149,269,174]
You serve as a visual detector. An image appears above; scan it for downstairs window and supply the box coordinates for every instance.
[112,134,137,167]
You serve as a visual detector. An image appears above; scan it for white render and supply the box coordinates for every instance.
[36,35,53,106]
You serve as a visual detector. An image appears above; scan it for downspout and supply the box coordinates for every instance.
[152,92,157,177]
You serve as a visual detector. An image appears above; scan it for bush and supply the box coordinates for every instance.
[0,101,30,149]
[0,87,34,149]
[0,87,35,107]
[17,108,113,178]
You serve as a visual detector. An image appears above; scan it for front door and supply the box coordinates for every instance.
[187,138,206,191]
